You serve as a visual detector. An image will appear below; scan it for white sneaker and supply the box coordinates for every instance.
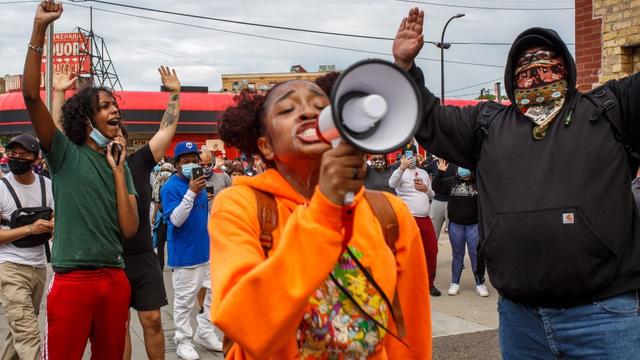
[475,284,490,297]
[194,332,223,352]
[447,283,460,296]
[176,340,200,360]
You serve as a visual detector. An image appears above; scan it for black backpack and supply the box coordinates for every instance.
[474,87,639,175]
[0,176,53,256]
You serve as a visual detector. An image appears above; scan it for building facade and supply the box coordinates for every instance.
[575,0,640,91]
[221,65,333,92]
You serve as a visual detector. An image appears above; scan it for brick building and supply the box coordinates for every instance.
[221,65,334,93]
[575,0,640,91]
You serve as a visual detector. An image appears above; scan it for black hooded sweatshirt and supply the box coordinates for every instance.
[409,27,640,307]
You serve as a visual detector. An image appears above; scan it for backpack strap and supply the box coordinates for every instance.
[254,189,278,257]
[473,101,503,161]
[585,86,639,174]
[1,178,22,210]
[363,190,405,338]
[38,175,46,207]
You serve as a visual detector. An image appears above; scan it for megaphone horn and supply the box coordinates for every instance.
[316,59,423,154]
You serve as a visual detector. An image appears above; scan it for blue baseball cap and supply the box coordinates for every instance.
[174,141,200,159]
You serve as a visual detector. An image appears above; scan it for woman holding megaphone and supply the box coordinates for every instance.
[208,78,431,359]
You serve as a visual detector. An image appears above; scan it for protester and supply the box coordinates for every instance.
[23,3,139,358]
[210,81,431,359]
[161,141,223,359]
[432,160,488,297]
[228,164,244,178]
[364,153,395,194]
[424,157,457,241]
[152,162,175,271]
[389,143,440,296]
[119,66,181,360]
[0,134,53,360]
[394,7,640,357]
[199,147,232,212]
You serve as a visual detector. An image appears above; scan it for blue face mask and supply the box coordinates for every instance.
[153,165,161,172]
[89,125,111,148]
[457,167,472,178]
[181,163,198,179]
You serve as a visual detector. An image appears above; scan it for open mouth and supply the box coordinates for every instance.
[107,118,120,127]
[295,119,322,144]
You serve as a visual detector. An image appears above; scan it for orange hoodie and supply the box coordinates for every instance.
[209,169,431,359]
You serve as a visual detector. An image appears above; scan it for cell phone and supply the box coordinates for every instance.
[206,186,214,194]
[405,150,413,159]
[111,144,122,166]
[191,166,204,180]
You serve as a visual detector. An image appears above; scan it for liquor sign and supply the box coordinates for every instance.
[41,32,92,75]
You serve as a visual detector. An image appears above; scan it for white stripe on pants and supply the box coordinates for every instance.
[171,263,218,343]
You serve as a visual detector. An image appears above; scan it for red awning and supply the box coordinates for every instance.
[0,90,237,111]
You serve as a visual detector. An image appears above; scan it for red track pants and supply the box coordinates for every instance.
[43,268,130,360]
[414,216,438,288]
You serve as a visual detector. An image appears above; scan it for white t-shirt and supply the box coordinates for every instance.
[389,167,435,217]
[0,173,54,267]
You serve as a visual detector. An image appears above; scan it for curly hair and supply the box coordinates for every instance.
[314,71,340,98]
[61,86,116,145]
[218,90,268,157]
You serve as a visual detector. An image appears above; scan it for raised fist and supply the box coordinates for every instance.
[35,1,63,26]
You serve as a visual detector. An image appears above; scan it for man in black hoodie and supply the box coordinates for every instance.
[393,8,640,358]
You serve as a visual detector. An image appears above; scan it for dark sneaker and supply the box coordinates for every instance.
[430,286,442,297]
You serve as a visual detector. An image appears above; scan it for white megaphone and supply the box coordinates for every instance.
[317,59,423,154]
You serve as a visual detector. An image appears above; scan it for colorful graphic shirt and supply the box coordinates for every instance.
[298,247,388,359]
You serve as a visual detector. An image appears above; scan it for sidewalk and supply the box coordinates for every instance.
[0,233,498,359]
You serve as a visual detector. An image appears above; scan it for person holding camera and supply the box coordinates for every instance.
[160,141,222,359]
[0,134,53,360]
[389,143,439,296]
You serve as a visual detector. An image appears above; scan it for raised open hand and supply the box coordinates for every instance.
[392,7,425,71]
[35,1,62,26]
[158,66,180,93]
[53,64,77,92]
[437,158,449,171]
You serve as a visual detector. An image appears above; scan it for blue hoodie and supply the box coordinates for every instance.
[161,174,209,267]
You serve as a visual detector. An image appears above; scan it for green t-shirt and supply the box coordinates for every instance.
[45,130,137,269]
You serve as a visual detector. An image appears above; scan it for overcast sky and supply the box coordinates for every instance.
[0,0,575,99]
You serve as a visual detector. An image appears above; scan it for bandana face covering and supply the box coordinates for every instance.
[514,54,568,140]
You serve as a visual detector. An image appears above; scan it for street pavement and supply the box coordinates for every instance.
[0,233,500,359]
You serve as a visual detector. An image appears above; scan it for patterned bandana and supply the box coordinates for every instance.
[514,59,568,139]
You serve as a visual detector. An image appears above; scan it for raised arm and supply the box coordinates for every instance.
[51,63,77,130]
[22,1,63,152]
[149,66,181,162]
[392,8,485,169]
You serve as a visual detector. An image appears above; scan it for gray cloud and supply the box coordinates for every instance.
[0,0,574,98]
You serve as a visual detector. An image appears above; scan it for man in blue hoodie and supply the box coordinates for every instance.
[161,141,222,359]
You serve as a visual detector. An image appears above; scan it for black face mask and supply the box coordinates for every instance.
[8,159,34,175]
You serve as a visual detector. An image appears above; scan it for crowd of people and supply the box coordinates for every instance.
[1,1,640,360]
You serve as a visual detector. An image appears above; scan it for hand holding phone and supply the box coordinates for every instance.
[206,186,214,194]
[191,166,204,180]
[111,144,122,166]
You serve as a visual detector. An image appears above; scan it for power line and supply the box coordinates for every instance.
[70,0,408,42]
[394,0,574,11]
[447,77,502,94]
[0,1,39,4]
[65,2,504,69]
[66,0,562,47]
